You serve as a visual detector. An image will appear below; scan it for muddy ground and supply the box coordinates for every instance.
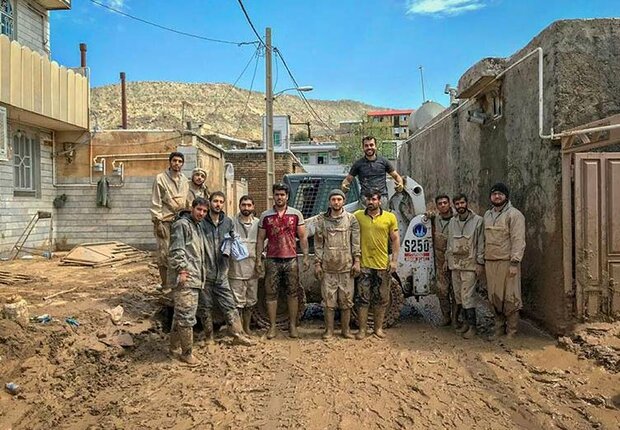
[0,257,619,429]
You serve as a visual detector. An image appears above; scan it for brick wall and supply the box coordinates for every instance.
[16,0,50,56]
[226,151,304,213]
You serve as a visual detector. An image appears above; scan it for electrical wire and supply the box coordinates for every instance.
[273,51,280,94]
[89,0,258,46]
[234,52,261,137]
[236,0,265,47]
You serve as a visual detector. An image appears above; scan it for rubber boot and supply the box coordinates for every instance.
[323,308,335,340]
[356,307,369,340]
[456,306,469,334]
[488,313,505,341]
[287,295,300,338]
[242,307,254,336]
[438,297,452,326]
[505,311,519,339]
[341,309,354,339]
[177,326,200,366]
[229,316,256,346]
[201,314,215,345]
[168,321,181,356]
[373,306,387,338]
[452,304,463,330]
[461,308,477,339]
[158,266,168,289]
[266,300,278,339]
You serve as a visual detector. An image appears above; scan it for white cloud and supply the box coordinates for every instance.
[406,0,487,17]
[106,0,126,10]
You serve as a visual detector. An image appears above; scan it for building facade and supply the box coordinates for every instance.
[289,141,346,175]
[366,109,414,140]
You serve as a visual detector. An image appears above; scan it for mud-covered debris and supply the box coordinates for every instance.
[105,305,124,325]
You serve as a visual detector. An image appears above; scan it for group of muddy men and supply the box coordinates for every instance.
[151,137,526,365]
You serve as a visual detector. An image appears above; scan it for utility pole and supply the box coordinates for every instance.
[265,27,274,208]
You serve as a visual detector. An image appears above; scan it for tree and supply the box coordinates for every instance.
[292,130,309,142]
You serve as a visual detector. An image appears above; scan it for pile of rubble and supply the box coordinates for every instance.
[558,322,620,372]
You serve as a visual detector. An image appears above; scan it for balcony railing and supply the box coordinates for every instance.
[0,35,88,130]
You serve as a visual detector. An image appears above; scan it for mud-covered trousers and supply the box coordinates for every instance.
[356,268,390,308]
[202,278,242,325]
[264,258,299,302]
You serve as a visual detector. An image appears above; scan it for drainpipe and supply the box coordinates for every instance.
[120,72,128,129]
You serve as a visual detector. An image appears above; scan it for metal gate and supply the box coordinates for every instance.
[574,153,620,319]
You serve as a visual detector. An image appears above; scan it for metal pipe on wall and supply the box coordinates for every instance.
[120,72,128,129]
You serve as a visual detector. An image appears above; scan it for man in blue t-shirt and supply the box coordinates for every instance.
[341,136,404,206]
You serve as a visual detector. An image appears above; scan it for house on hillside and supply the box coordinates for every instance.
[366,109,414,139]
[0,0,88,256]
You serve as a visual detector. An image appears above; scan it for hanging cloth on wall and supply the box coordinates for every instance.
[96,177,111,208]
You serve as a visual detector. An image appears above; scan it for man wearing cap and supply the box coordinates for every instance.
[483,183,526,339]
[314,189,361,339]
[341,136,404,207]
[187,167,210,205]
[151,151,190,288]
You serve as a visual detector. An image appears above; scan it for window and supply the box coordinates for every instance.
[1,0,13,39]
[299,153,309,164]
[317,152,328,165]
[491,94,503,118]
[273,130,282,147]
[13,131,40,196]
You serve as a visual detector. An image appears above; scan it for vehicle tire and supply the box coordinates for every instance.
[352,277,405,328]
[252,278,307,329]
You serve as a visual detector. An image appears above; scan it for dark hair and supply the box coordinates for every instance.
[362,135,376,146]
[239,195,254,205]
[169,151,184,162]
[272,183,289,195]
[192,197,209,208]
[364,189,382,200]
[435,194,450,204]
[210,191,226,202]
[453,193,468,203]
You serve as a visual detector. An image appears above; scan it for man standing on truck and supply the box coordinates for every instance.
[445,193,485,340]
[354,189,400,339]
[200,191,255,346]
[229,195,259,336]
[314,189,361,340]
[168,197,209,365]
[483,183,526,339]
[428,194,456,327]
[187,167,210,205]
[151,152,189,288]
[256,183,310,339]
[341,136,405,207]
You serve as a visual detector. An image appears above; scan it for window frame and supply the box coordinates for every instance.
[1,0,14,39]
[13,130,41,198]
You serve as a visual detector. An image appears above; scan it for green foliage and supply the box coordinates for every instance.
[292,130,309,142]
[338,120,396,166]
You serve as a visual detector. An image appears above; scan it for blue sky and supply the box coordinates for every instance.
[51,0,619,109]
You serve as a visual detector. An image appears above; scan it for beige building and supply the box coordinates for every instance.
[0,0,88,255]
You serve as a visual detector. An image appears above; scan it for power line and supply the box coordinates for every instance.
[234,51,261,136]
[273,47,337,135]
[236,0,265,47]
[89,0,258,46]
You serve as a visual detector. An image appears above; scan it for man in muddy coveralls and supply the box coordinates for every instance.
[445,194,485,340]
[428,194,456,327]
[200,191,255,346]
[483,183,526,339]
[256,183,310,339]
[314,189,361,340]
[187,167,210,205]
[354,189,400,339]
[168,197,209,365]
[229,195,259,336]
[151,152,189,288]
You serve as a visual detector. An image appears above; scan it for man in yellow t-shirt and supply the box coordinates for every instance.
[354,189,400,340]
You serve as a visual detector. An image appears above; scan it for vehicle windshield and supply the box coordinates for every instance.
[285,175,360,218]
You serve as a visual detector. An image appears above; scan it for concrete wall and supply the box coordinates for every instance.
[0,123,55,255]
[398,19,620,333]
[16,0,50,56]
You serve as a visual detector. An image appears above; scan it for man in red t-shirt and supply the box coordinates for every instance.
[256,183,310,339]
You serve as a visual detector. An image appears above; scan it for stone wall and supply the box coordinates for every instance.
[398,19,620,333]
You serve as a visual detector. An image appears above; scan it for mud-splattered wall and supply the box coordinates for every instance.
[398,19,620,333]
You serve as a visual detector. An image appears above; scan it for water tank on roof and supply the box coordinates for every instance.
[409,100,445,132]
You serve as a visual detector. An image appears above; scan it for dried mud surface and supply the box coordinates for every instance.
[1,258,619,429]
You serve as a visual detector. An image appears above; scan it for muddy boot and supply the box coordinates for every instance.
[229,317,256,346]
[201,314,215,345]
[323,308,335,340]
[242,307,254,336]
[438,297,452,327]
[488,313,505,341]
[341,309,354,339]
[177,326,200,366]
[168,322,181,356]
[266,300,278,339]
[373,306,387,339]
[356,307,369,340]
[461,308,477,339]
[505,311,519,339]
[287,295,300,338]
[452,304,463,330]
[456,307,469,334]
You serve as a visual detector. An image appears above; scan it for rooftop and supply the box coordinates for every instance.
[367,109,414,117]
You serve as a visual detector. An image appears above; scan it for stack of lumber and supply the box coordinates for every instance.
[60,242,148,268]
